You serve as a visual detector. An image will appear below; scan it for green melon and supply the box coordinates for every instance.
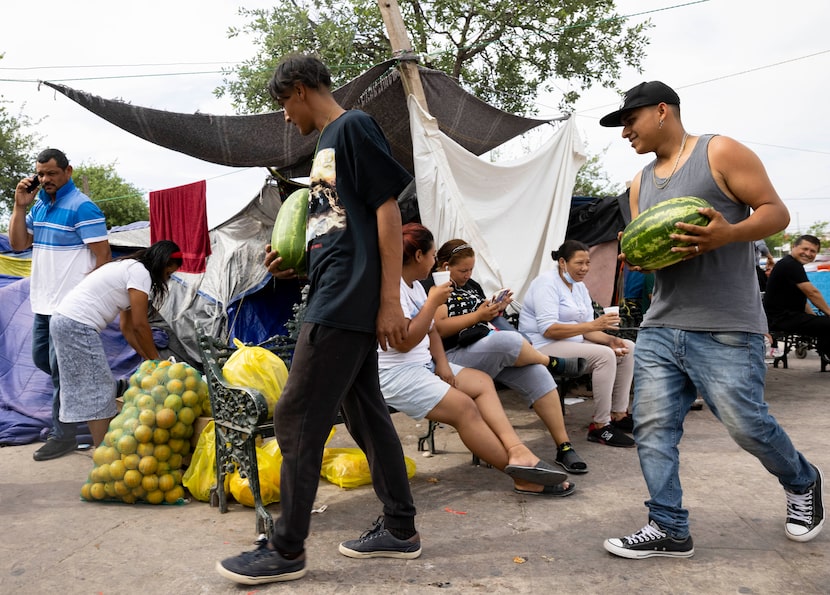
[270,187,309,275]
[620,196,712,270]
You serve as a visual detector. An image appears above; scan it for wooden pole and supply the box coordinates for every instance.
[376,0,429,112]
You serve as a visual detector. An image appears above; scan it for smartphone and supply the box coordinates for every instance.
[26,175,40,193]
[491,288,510,304]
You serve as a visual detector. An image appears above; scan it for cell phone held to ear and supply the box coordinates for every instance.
[26,175,40,193]
[491,288,510,304]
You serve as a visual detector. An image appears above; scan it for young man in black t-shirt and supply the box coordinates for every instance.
[217,54,419,586]
[764,234,830,360]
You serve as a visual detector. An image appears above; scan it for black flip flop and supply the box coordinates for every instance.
[514,482,577,498]
[504,460,567,486]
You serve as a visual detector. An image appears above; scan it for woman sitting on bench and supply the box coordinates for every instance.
[377,223,575,497]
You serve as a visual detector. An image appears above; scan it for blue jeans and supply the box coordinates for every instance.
[32,314,76,442]
[632,327,816,538]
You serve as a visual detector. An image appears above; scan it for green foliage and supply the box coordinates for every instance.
[217,2,389,114]
[573,146,622,198]
[72,162,149,228]
[764,229,788,256]
[0,98,40,230]
[806,220,828,240]
[216,0,650,115]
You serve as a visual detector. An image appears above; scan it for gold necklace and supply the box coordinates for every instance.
[652,132,689,190]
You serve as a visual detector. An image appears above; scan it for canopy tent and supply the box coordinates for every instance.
[35,60,610,352]
[42,60,548,179]
[409,97,586,303]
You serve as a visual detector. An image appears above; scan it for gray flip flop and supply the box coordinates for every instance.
[503,460,568,486]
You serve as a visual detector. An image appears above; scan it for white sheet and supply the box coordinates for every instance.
[408,96,586,306]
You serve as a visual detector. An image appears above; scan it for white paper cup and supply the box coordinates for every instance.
[603,306,619,316]
[432,270,451,285]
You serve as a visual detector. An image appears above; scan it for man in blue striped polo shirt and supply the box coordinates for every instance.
[9,148,111,461]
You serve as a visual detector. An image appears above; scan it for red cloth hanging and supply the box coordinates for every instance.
[149,180,211,274]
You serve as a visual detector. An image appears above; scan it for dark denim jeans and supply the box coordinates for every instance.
[32,313,76,442]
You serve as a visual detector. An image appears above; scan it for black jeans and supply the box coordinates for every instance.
[32,313,77,442]
[270,323,417,553]
[768,311,830,359]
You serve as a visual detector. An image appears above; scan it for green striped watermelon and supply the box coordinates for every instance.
[270,187,309,275]
[620,196,712,270]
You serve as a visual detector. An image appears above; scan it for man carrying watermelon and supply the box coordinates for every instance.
[599,81,823,558]
[217,54,419,585]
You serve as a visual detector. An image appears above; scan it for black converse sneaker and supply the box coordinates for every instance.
[604,520,694,559]
[785,464,824,542]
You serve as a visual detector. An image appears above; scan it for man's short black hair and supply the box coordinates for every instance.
[268,54,332,100]
[36,148,69,169]
[795,234,821,249]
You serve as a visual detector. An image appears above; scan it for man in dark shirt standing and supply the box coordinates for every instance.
[216,54,419,586]
[764,234,830,361]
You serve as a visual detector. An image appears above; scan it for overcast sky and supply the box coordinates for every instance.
[2,0,828,232]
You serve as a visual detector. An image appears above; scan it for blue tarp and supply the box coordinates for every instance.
[0,277,143,445]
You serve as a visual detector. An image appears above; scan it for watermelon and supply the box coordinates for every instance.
[620,196,712,270]
[270,187,309,275]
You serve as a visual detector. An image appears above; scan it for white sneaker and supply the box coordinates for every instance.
[785,465,824,542]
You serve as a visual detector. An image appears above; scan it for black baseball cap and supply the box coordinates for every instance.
[599,81,680,127]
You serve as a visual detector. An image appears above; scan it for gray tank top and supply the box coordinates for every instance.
[637,134,767,333]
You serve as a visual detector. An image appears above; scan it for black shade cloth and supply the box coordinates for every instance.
[566,190,629,247]
[42,60,547,178]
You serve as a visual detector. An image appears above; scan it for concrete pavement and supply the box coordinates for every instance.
[1,352,828,594]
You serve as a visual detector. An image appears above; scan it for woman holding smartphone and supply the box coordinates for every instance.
[424,239,590,473]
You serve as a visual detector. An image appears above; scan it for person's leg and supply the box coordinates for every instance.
[270,324,366,555]
[32,314,78,462]
[450,332,584,377]
[31,314,52,375]
[631,327,696,538]
[446,332,522,377]
[685,330,822,542]
[494,365,570,445]
[538,341,614,425]
[50,314,117,447]
[610,338,635,421]
[605,342,695,563]
[338,343,416,535]
[426,371,569,492]
[687,331,816,491]
[775,313,830,360]
[32,314,77,445]
[426,385,513,471]
[512,340,551,367]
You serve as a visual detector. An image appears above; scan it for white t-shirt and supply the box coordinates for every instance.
[377,277,433,369]
[55,259,152,331]
[519,266,594,347]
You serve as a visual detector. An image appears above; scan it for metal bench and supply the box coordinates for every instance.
[196,332,294,538]
[196,330,437,538]
[770,331,829,372]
